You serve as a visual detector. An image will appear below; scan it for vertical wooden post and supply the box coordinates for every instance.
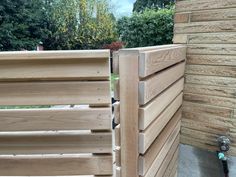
[119,50,139,177]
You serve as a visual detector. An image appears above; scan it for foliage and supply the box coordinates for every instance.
[0,0,49,51]
[133,0,175,12]
[103,41,124,52]
[43,0,118,50]
[117,8,174,48]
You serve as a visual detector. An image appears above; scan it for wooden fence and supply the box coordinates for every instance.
[174,0,236,155]
[0,50,113,176]
[113,45,186,177]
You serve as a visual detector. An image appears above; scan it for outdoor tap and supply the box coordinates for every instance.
[217,136,230,152]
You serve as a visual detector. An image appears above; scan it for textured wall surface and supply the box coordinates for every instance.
[174,0,236,156]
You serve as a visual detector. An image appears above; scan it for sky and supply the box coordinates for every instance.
[111,0,136,18]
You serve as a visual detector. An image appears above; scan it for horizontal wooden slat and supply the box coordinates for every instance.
[113,51,119,74]
[186,65,236,77]
[0,58,110,81]
[139,97,182,154]
[0,131,112,154]
[185,75,236,88]
[139,78,184,130]
[0,107,111,131]
[139,119,180,176]
[114,102,120,124]
[175,21,236,34]
[182,111,232,128]
[176,0,236,12]
[141,135,180,177]
[173,34,188,44]
[0,50,110,60]
[184,83,236,98]
[115,125,120,146]
[184,93,236,108]
[139,62,185,105]
[116,167,121,177]
[183,101,233,118]
[188,33,236,44]
[0,154,112,176]
[162,148,179,177]
[174,12,190,23]
[187,44,236,55]
[0,81,110,106]
[121,45,180,53]
[187,54,236,66]
[139,45,186,77]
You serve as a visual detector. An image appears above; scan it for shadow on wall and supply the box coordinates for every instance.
[178,144,232,177]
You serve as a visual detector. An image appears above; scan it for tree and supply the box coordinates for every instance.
[133,0,175,12]
[0,0,49,51]
[118,8,174,48]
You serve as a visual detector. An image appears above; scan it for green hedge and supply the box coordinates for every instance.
[117,8,174,48]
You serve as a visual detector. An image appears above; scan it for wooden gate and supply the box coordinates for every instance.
[113,45,186,177]
[0,50,113,176]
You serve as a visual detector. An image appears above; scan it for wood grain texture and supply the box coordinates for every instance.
[115,146,121,167]
[139,45,186,77]
[139,98,182,154]
[0,81,110,106]
[139,78,184,130]
[141,135,180,177]
[139,62,185,105]
[187,44,236,55]
[119,50,139,177]
[0,154,112,176]
[0,131,112,154]
[139,120,180,176]
[186,54,236,66]
[175,20,236,34]
[114,79,120,101]
[113,51,119,74]
[174,12,190,23]
[0,50,110,60]
[184,93,236,108]
[114,102,120,124]
[186,65,236,77]
[0,58,110,81]
[0,107,111,131]
[162,148,179,177]
[176,0,236,12]
[188,33,236,44]
[115,124,121,147]
[184,83,236,98]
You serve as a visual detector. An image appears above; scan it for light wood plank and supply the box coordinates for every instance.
[115,146,121,167]
[115,125,121,146]
[183,101,233,118]
[175,21,236,34]
[163,148,179,177]
[139,62,185,105]
[139,78,184,130]
[139,120,180,176]
[187,44,236,55]
[173,34,188,44]
[141,135,180,177]
[0,58,110,81]
[116,167,121,177]
[0,50,110,60]
[185,75,236,88]
[191,8,236,22]
[0,154,112,176]
[184,83,236,98]
[0,131,112,154]
[139,98,182,154]
[119,50,139,177]
[174,12,190,23]
[186,65,236,78]
[188,33,236,44]
[113,51,119,74]
[176,0,236,12]
[114,79,120,101]
[139,45,186,77]
[0,107,111,131]
[184,93,236,108]
[0,81,110,106]
[114,102,120,124]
